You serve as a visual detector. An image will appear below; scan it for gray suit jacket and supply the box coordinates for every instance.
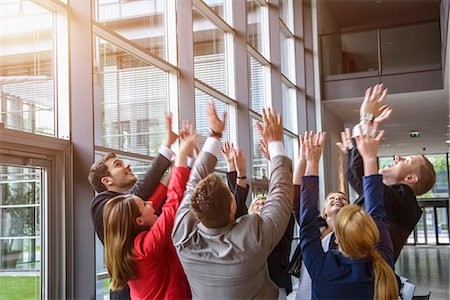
[172,150,293,300]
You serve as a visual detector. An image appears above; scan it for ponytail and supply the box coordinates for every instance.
[369,249,398,300]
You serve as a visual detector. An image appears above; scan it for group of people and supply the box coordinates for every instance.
[88,83,436,300]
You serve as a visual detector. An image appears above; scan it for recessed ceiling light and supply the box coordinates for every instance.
[446,140,450,144]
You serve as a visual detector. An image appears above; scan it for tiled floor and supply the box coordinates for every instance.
[288,245,450,300]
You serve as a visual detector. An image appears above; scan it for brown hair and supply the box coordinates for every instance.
[335,205,398,300]
[88,152,116,193]
[191,174,232,228]
[103,194,147,290]
[413,155,436,196]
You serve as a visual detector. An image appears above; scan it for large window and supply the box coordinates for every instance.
[0,164,44,299]
[0,1,55,137]
[93,37,169,156]
[94,0,167,59]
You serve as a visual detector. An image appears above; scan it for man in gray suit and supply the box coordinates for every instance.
[172,103,293,299]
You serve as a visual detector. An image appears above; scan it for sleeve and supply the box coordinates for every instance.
[226,171,237,196]
[234,183,250,219]
[146,183,168,211]
[252,155,294,252]
[346,139,364,197]
[292,184,301,225]
[135,166,190,257]
[363,174,394,267]
[299,176,327,281]
[172,138,219,245]
[130,152,172,201]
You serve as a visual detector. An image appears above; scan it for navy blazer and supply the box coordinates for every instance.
[299,175,394,300]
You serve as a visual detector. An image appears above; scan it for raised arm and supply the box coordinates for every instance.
[293,134,306,224]
[137,134,196,257]
[131,113,177,200]
[233,147,250,219]
[253,108,294,251]
[354,123,393,266]
[172,102,226,243]
[299,131,329,281]
[222,141,237,192]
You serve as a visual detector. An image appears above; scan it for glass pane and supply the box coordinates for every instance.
[381,21,441,73]
[193,8,229,96]
[202,0,227,21]
[94,0,166,59]
[282,83,295,132]
[280,30,295,81]
[378,156,393,170]
[0,0,55,137]
[250,118,269,179]
[0,165,42,299]
[425,207,436,245]
[194,88,230,172]
[247,0,266,56]
[96,278,110,300]
[436,207,449,244]
[94,36,168,156]
[249,55,270,113]
[418,154,448,199]
[320,30,378,76]
[283,134,297,162]
[279,0,293,32]
[416,213,426,244]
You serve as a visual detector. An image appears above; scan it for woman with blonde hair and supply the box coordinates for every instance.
[300,128,398,299]
[103,134,197,300]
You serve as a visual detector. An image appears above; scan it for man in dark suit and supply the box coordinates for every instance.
[88,114,178,299]
[337,84,436,262]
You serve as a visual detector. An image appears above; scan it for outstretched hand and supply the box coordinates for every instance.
[360,83,392,124]
[221,141,235,163]
[336,128,352,154]
[259,138,271,161]
[208,101,226,136]
[256,107,283,144]
[354,123,384,161]
[304,131,326,176]
[164,112,179,148]
[234,147,247,177]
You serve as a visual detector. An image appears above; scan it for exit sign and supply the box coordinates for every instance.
[410,131,421,138]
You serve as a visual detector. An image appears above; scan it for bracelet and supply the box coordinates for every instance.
[237,175,247,180]
[208,128,223,138]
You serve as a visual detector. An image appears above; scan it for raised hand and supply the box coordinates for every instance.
[293,133,307,185]
[354,123,384,176]
[256,107,283,144]
[164,112,179,148]
[259,138,271,161]
[208,101,226,137]
[176,133,199,167]
[335,128,352,154]
[304,131,327,176]
[221,141,235,163]
[360,83,390,124]
[233,147,247,178]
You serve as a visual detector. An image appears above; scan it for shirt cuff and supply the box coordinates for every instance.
[159,145,175,161]
[202,137,221,157]
[187,156,196,168]
[268,141,286,158]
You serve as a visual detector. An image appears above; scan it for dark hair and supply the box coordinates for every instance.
[88,152,116,193]
[191,174,232,228]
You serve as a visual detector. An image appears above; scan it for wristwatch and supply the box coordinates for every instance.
[209,128,223,138]
[360,112,375,122]
[237,175,247,180]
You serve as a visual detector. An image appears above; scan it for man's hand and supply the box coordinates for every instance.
[304,131,326,176]
[336,128,352,154]
[176,133,199,167]
[208,101,226,136]
[256,107,283,144]
[259,138,271,161]
[360,83,390,124]
[354,123,384,176]
[164,112,179,148]
[233,147,247,177]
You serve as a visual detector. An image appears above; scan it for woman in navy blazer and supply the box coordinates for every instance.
[299,128,398,300]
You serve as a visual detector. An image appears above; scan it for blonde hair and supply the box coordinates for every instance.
[335,205,398,300]
[103,194,147,290]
